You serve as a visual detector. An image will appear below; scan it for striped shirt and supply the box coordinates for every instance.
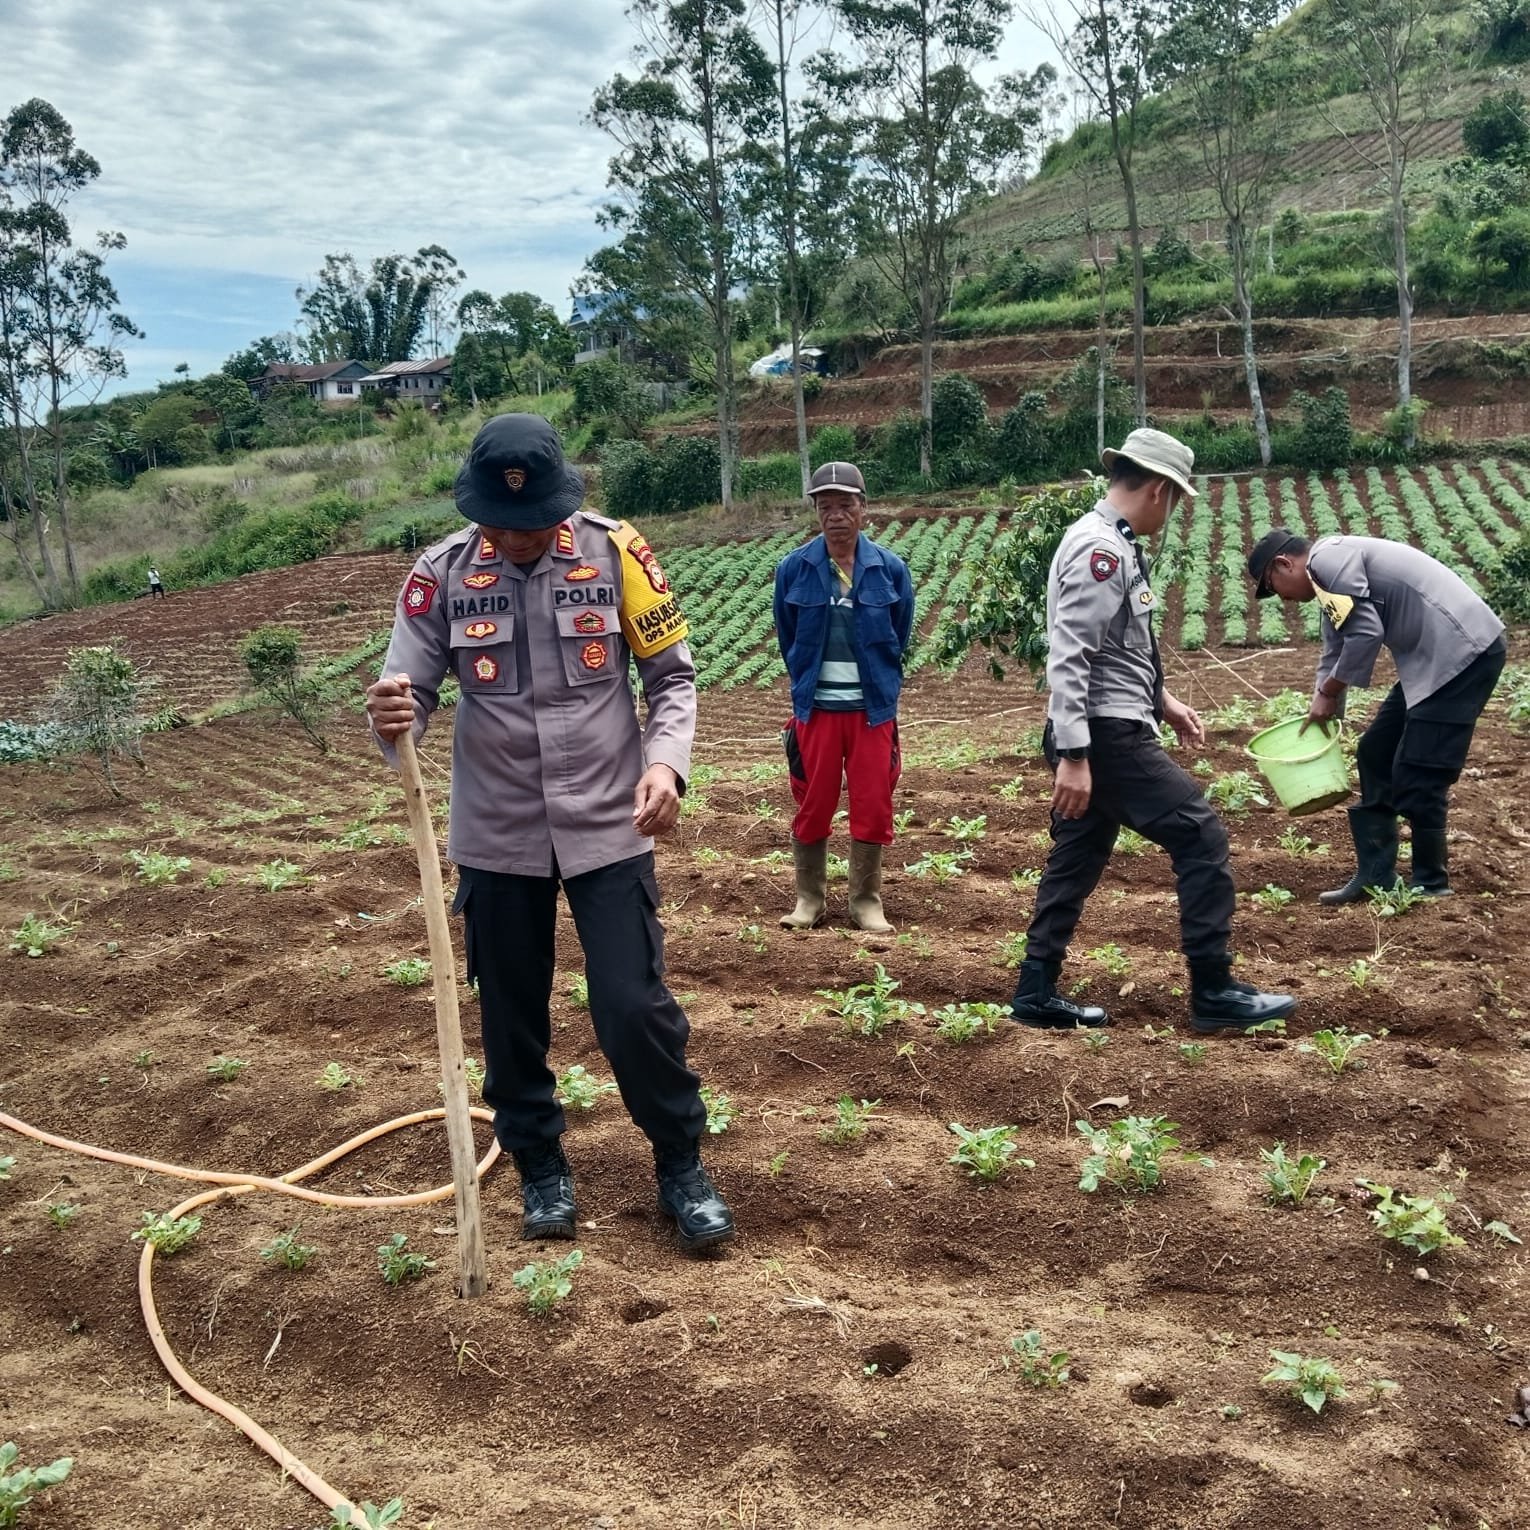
[812,586,863,710]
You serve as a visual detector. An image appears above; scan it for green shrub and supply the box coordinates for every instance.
[992,392,1051,479]
[598,439,656,521]
[1488,532,1530,621]
[651,434,720,514]
[1284,388,1352,471]
[931,373,989,455]
[808,424,857,468]
[736,452,803,499]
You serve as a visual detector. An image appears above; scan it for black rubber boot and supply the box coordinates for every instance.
[1405,819,1453,898]
[512,1140,577,1241]
[1188,959,1297,1034]
[1008,957,1109,1030]
[655,1142,735,1252]
[1319,806,1400,906]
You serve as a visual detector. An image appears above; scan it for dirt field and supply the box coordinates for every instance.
[1,586,1528,1530]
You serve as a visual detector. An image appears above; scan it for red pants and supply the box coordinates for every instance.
[785,710,901,845]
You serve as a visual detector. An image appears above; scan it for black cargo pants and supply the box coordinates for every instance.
[454,852,706,1155]
[1025,718,1236,967]
[1354,638,1506,836]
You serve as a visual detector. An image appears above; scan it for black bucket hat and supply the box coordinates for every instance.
[454,413,586,530]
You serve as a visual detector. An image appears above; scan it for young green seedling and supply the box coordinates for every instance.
[1076,1116,1208,1194]
[930,1002,1009,1043]
[377,1233,435,1286]
[331,1499,405,1528]
[821,1097,880,1145]
[1363,1182,1465,1255]
[383,957,431,987]
[943,814,988,843]
[0,1156,14,1182]
[8,913,75,958]
[45,1201,81,1229]
[1262,1350,1347,1414]
[1367,881,1425,917]
[512,1249,584,1316]
[128,849,192,885]
[948,1123,1032,1182]
[700,1085,739,1134]
[252,858,305,891]
[1298,1027,1372,1076]
[1087,943,1131,978]
[815,965,923,1038]
[261,1226,317,1272]
[316,1062,357,1091]
[206,1056,248,1083]
[555,1064,617,1111]
[131,1212,203,1256]
[903,849,972,882]
[995,932,1029,968]
[1003,1330,1070,1387]
[1261,1143,1325,1206]
[1178,1042,1208,1067]
[1250,884,1294,913]
[0,1441,73,1524]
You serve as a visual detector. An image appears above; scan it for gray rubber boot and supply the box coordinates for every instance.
[780,838,828,929]
[848,839,895,934]
[1319,805,1399,906]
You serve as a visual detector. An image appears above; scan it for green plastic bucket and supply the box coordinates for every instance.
[1245,717,1353,817]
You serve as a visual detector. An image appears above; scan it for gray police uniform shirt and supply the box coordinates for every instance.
[1308,535,1505,706]
[373,510,696,879]
[1045,501,1160,752]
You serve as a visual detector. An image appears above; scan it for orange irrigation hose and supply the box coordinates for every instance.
[0,1105,503,1523]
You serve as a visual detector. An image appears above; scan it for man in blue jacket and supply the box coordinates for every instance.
[773,462,915,934]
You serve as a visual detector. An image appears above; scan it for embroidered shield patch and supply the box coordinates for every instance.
[463,571,499,590]
[566,564,600,582]
[580,641,608,672]
[625,533,669,594]
[464,620,498,640]
[1090,548,1120,582]
[555,522,576,556]
[503,467,527,493]
[403,572,438,618]
[573,611,607,634]
[472,655,499,683]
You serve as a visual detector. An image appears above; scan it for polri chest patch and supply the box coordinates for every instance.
[580,640,609,672]
[1090,548,1120,582]
[472,655,500,684]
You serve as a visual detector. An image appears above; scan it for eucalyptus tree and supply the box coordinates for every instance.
[0,97,139,607]
[833,0,1054,477]
[591,0,777,510]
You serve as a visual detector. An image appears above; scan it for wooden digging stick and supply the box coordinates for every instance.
[395,729,489,1298]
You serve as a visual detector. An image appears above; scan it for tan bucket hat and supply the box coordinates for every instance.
[1100,428,1198,499]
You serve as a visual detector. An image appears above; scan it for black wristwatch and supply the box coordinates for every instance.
[1059,746,1090,761]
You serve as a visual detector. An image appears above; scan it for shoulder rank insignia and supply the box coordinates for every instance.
[573,611,607,634]
[580,641,608,671]
[566,564,600,582]
[463,571,499,590]
[1089,548,1120,582]
[477,535,501,562]
[403,571,438,618]
[472,655,499,683]
[464,620,497,640]
[607,519,690,659]
[554,522,577,556]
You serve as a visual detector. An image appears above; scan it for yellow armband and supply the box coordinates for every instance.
[609,520,689,659]
[1309,573,1355,629]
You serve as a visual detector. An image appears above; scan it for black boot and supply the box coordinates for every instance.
[511,1140,577,1241]
[1189,959,1297,1034]
[1405,819,1453,898]
[1319,806,1399,906]
[1008,957,1109,1030]
[655,1142,735,1252]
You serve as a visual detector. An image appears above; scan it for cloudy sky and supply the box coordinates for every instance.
[1,0,1060,396]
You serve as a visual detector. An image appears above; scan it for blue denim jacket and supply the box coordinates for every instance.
[773,533,915,727]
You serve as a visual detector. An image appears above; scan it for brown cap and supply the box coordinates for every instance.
[807,461,866,498]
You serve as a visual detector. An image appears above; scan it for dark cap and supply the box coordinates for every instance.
[1247,526,1305,599]
[453,413,586,531]
[807,461,867,498]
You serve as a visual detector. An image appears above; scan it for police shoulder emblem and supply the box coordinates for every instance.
[464,620,497,640]
[503,467,527,493]
[472,655,499,683]
[1089,548,1120,582]
[403,572,438,618]
[462,571,499,590]
[580,641,608,671]
[625,532,669,594]
[566,564,600,582]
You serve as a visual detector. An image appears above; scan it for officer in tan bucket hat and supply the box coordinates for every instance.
[1008,428,1297,1036]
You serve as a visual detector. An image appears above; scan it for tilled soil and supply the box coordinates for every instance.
[1,640,1528,1529]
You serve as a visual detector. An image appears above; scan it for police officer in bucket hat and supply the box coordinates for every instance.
[366,414,734,1253]
[1010,429,1297,1035]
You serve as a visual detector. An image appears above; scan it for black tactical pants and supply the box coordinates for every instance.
[1026,718,1236,967]
[454,852,706,1155]
[1355,639,1506,835]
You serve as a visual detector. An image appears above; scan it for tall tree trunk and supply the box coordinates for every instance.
[773,0,812,501]
[919,295,935,479]
[1122,172,1148,427]
[918,7,935,481]
[1391,152,1414,447]
[697,0,735,510]
[1230,226,1271,466]
[1090,232,1108,456]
